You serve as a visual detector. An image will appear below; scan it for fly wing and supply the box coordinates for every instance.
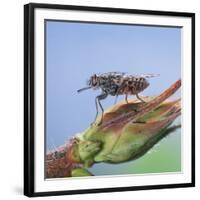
[140,74,160,78]
[99,72,126,77]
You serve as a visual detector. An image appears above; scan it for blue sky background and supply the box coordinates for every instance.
[46,20,181,150]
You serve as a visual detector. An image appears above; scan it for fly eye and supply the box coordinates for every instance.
[91,74,98,86]
[92,77,97,86]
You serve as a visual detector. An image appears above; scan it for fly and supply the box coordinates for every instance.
[77,72,159,125]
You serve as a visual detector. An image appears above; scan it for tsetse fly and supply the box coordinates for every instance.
[77,72,159,125]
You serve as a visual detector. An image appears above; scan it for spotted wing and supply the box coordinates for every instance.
[99,72,126,77]
[140,74,160,78]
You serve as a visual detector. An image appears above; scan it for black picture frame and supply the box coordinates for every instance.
[24,3,195,197]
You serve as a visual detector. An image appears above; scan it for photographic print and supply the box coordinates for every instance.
[45,21,182,178]
[24,3,195,197]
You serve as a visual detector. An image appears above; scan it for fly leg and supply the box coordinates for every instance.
[114,81,126,105]
[125,94,129,104]
[136,93,146,103]
[94,96,99,123]
[93,93,108,126]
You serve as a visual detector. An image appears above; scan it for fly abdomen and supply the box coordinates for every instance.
[124,77,149,95]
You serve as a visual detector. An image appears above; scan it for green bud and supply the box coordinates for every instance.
[71,168,93,177]
[82,99,181,163]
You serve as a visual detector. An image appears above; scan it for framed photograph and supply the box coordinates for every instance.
[24,3,195,197]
